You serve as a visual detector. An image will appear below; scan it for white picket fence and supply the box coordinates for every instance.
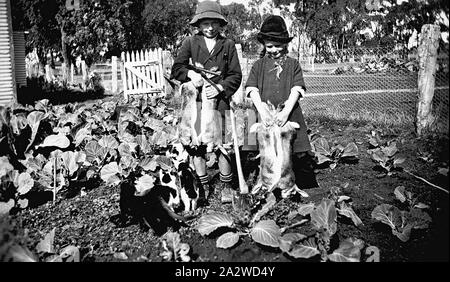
[121,48,165,101]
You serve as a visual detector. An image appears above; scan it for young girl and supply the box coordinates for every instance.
[245,15,318,190]
[170,1,242,203]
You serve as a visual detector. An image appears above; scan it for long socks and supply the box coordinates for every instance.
[219,172,233,184]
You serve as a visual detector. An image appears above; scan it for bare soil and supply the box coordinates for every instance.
[1,116,448,263]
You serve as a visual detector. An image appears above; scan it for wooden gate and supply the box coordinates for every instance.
[121,48,165,101]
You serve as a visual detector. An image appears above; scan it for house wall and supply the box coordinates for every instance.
[13,31,26,88]
[0,0,16,106]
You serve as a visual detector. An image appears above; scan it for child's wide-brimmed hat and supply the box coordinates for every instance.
[257,15,293,44]
[190,1,228,27]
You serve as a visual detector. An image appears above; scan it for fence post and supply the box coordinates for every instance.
[61,62,67,83]
[158,48,164,95]
[233,43,245,104]
[70,63,74,84]
[45,64,53,82]
[111,56,118,94]
[121,52,128,101]
[416,24,440,136]
[81,60,87,90]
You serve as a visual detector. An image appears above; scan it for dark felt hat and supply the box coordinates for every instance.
[190,1,228,27]
[257,15,293,44]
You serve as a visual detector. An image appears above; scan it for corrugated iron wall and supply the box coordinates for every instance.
[0,0,16,106]
[13,31,26,87]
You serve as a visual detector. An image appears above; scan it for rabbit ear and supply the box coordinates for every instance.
[181,81,196,93]
[250,122,263,133]
[194,62,204,69]
[284,122,300,130]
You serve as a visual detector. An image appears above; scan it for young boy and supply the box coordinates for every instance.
[170,1,242,203]
[245,15,318,190]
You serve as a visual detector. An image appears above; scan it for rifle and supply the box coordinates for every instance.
[187,64,222,93]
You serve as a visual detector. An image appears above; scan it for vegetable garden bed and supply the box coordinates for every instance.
[0,93,448,263]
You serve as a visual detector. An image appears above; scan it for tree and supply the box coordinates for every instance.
[11,0,27,31]
[273,0,296,6]
[293,0,368,52]
[142,0,197,51]
[62,0,130,66]
[116,0,148,52]
[12,0,150,69]
[381,0,448,50]
[11,0,63,66]
[222,3,261,54]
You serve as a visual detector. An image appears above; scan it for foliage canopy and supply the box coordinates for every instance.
[11,0,449,65]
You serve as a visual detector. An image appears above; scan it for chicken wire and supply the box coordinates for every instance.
[241,46,449,133]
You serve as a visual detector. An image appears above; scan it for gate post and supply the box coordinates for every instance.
[111,56,118,94]
[416,24,440,136]
[121,52,127,101]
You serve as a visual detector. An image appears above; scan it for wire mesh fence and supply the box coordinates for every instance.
[45,45,448,133]
[241,46,449,133]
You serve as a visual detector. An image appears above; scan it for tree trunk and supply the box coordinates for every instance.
[60,22,70,84]
[416,24,440,136]
[81,60,88,91]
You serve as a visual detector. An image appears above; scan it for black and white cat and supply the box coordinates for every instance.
[116,169,186,235]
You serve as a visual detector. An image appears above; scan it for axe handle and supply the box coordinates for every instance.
[230,107,248,194]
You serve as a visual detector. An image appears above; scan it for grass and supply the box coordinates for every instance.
[301,87,449,132]
[304,107,416,128]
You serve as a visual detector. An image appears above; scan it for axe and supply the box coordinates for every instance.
[229,103,252,211]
